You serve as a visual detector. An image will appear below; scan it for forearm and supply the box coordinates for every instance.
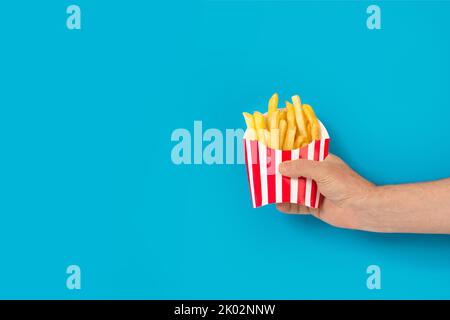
[363,179,450,234]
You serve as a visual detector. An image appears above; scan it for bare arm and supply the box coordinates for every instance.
[278,154,450,234]
[365,180,450,233]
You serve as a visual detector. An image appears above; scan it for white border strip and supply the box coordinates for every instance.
[318,120,329,139]
[245,140,256,208]
[319,138,325,161]
[290,149,299,204]
[275,149,282,203]
[258,142,268,206]
[314,140,325,207]
[304,142,314,207]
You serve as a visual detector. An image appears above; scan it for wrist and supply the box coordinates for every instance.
[353,185,390,233]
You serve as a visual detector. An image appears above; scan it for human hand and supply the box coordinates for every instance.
[277,154,378,232]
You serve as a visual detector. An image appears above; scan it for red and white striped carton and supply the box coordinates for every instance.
[243,120,330,209]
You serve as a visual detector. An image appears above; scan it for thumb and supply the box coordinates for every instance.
[279,159,328,181]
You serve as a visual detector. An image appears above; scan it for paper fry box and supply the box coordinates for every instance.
[243,121,330,209]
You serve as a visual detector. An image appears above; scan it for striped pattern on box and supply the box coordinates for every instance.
[243,121,330,209]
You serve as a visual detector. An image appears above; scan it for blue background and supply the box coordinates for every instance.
[0,0,449,299]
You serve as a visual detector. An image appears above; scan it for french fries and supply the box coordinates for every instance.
[292,95,310,141]
[268,93,278,117]
[242,112,257,140]
[283,127,296,150]
[303,104,321,141]
[268,110,280,149]
[293,135,308,149]
[253,111,267,145]
[279,119,287,149]
[243,93,321,150]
